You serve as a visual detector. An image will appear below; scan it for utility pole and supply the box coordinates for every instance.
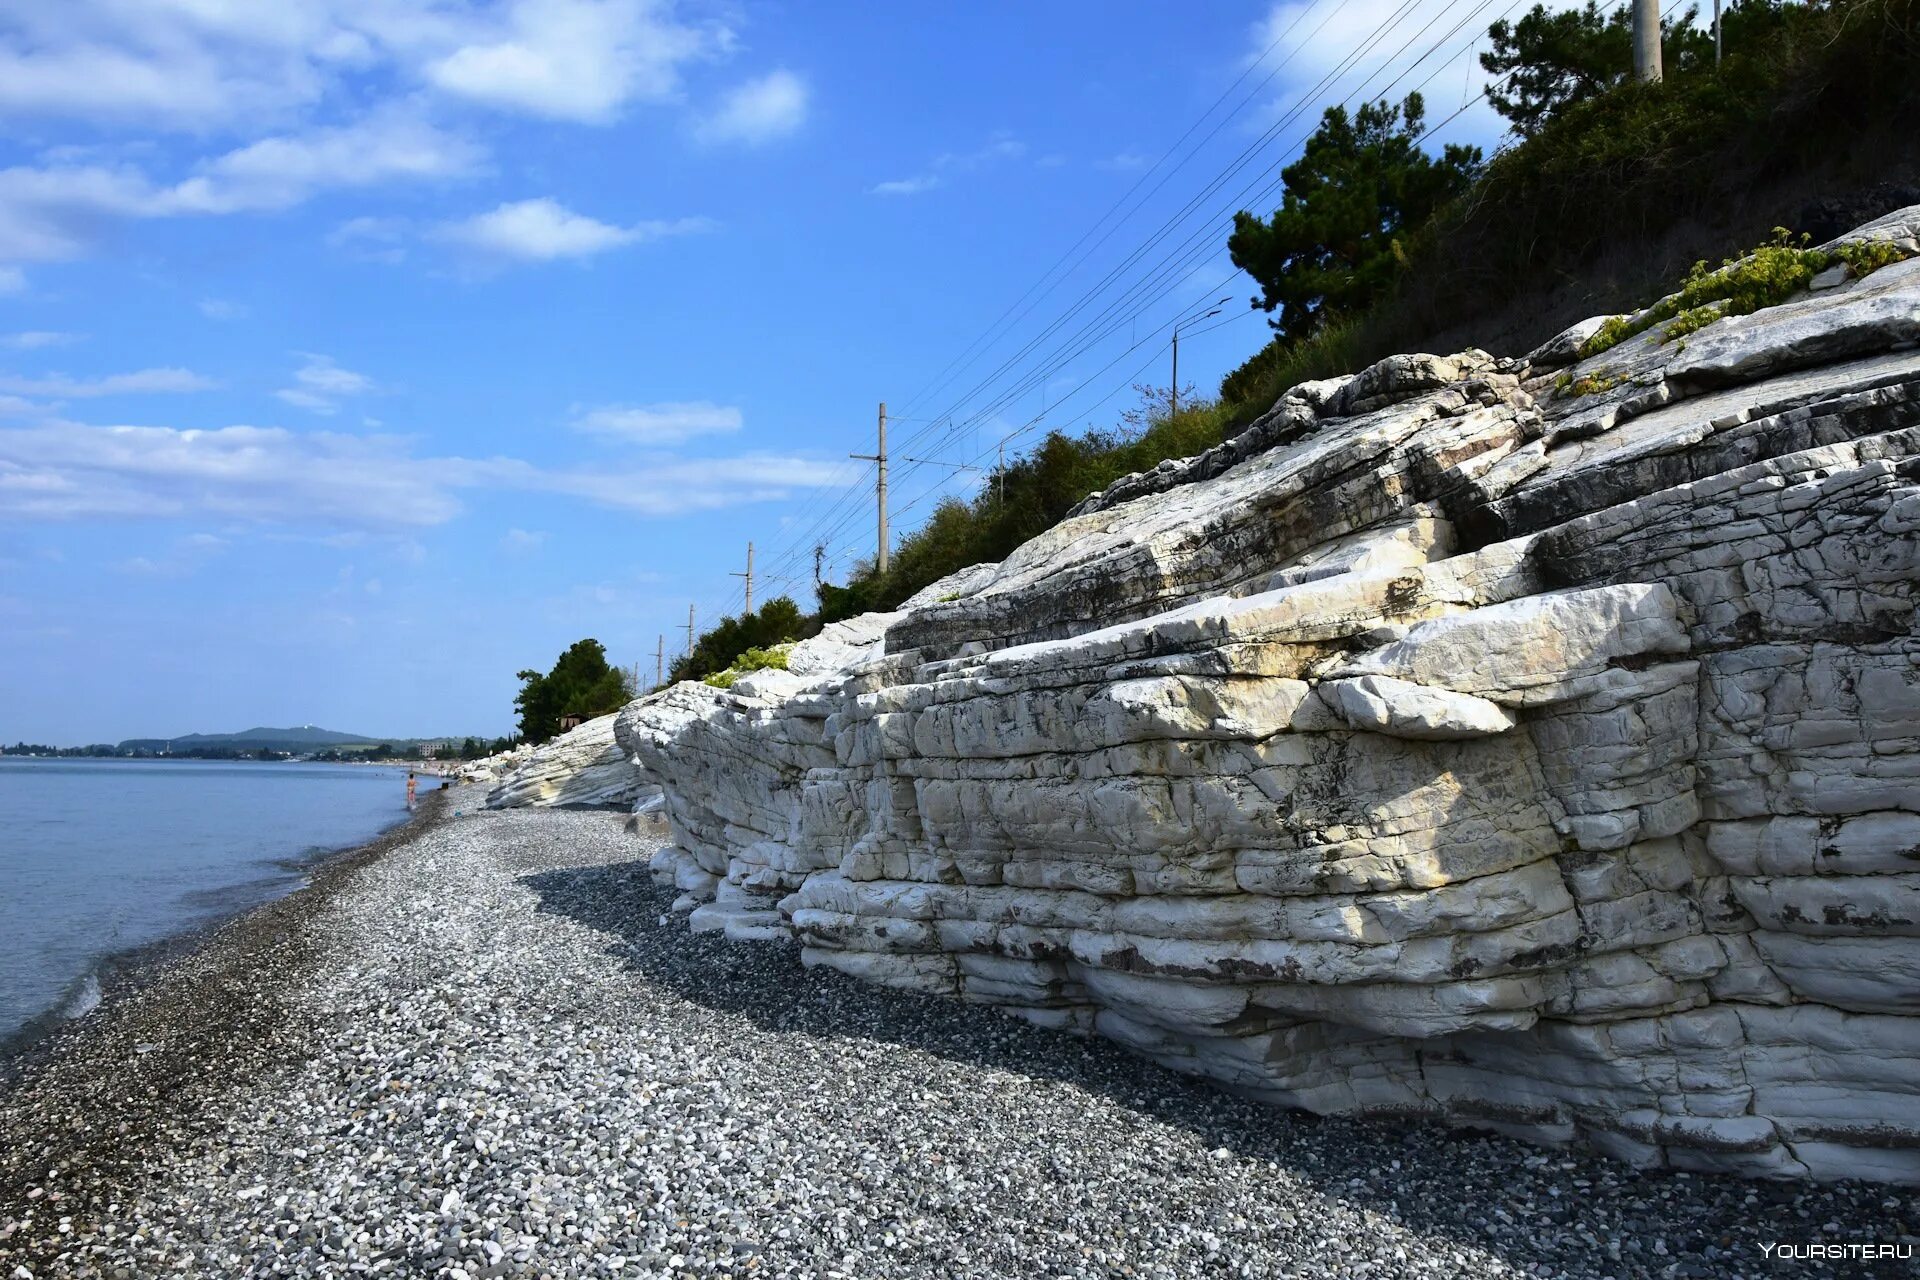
[731,541,755,614]
[1169,298,1229,419]
[655,634,664,688]
[997,441,1005,505]
[1633,0,1662,82]
[1170,327,1179,418]
[684,604,695,659]
[850,402,889,576]
[1713,0,1722,66]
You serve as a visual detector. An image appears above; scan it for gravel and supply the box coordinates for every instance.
[3,792,1915,1279]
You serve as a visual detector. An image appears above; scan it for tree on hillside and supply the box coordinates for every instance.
[1481,1,1791,136]
[1227,93,1482,346]
[668,596,810,683]
[513,638,629,744]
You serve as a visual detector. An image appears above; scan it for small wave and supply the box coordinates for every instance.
[60,972,102,1020]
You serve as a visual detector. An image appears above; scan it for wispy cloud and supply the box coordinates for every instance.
[0,110,484,267]
[500,527,548,556]
[571,400,742,445]
[434,198,711,264]
[695,69,808,145]
[198,299,248,321]
[868,135,1026,197]
[274,353,376,415]
[116,531,228,577]
[0,367,217,398]
[0,331,82,350]
[0,0,727,132]
[0,418,846,526]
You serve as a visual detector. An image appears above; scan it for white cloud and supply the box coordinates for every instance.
[0,367,217,398]
[0,417,845,526]
[695,69,807,145]
[434,197,710,263]
[0,421,461,525]
[275,353,375,414]
[1240,0,1570,151]
[1,330,81,349]
[198,299,247,320]
[0,112,482,266]
[571,400,741,445]
[0,266,21,293]
[0,1,723,132]
[868,136,1026,197]
[183,110,484,210]
[427,0,714,123]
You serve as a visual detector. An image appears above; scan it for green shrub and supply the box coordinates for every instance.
[704,645,791,689]
[1577,228,1915,357]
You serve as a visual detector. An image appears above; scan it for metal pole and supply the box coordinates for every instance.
[849,402,890,577]
[1713,0,1722,66]
[1633,0,1663,82]
[731,541,754,614]
[1170,326,1179,418]
[655,635,664,687]
[997,441,1005,505]
[684,604,695,657]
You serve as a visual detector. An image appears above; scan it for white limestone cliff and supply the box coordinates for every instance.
[608,207,1920,1181]
[485,713,656,810]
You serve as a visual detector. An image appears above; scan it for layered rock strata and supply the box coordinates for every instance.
[616,208,1920,1180]
[486,714,656,810]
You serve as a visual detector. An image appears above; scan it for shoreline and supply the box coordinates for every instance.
[0,790,452,1267]
[0,796,427,1072]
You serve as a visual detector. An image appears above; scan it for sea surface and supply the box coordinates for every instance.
[0,757,414,1049]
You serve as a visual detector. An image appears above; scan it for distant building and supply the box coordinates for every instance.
[419,740,449,759]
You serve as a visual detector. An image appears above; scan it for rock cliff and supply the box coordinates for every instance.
[485,714,655,810]
[615,207,1920,1181]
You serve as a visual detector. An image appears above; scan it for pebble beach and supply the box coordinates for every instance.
[2,788,1913,1280]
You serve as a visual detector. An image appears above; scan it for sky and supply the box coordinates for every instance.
[0,0,1547,744]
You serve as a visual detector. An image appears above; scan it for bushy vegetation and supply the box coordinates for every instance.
[1577,228,1915,357]
[513,639,632,745]
[703,645,793,689]
[673,0,1918,684]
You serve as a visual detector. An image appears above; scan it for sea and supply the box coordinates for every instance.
[0,757,415,1051]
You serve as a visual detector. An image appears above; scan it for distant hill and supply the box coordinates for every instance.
[115,726,455,754]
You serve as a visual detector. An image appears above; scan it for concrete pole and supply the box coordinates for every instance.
[876,404,889,577]
[731,541,755,614]
[1633,0,1663,82]
[849,402,890,577]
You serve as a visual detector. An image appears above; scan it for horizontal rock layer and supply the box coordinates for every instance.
[486,714,655,811]
[615,207,1920,1181]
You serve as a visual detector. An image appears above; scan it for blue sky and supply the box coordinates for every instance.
[0,0,1535,744]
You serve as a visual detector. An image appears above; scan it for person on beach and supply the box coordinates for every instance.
[406,771,417,808]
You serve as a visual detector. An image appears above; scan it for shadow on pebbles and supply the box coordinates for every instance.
[3,797,1913,1279]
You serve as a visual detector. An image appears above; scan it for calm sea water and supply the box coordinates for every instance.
[0,757,414,1048]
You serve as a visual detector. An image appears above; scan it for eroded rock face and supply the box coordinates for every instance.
[485,714,655,810]
[623,209,1920,1181]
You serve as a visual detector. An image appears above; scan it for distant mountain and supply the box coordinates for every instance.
[117,725,414,754]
